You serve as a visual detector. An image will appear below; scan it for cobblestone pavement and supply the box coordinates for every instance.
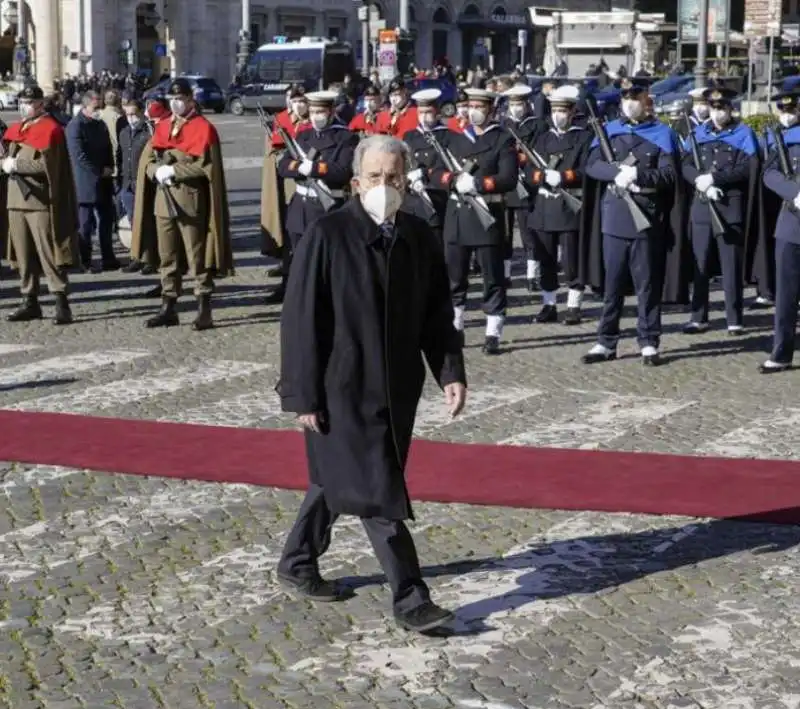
[0,114,799,709]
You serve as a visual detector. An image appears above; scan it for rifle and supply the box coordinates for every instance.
[682,112,726,237]
[769,121,799,213]
[585,100,651,232]
[407,148,437,221]
[507,124,582,213]
[255,104,275,145]
[761,127,770,163]
[0,140,32,200]
[146,122,180,220]
[506,127,531,202]
[424,132,495,230]
[272,120,336,212]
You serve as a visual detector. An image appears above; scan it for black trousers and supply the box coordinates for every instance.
[278,484,430,614]
[533,230,581,292]
[690,223,743,326]
[504,209,517,261]
[446,242,507,315]
[771,238,800,364]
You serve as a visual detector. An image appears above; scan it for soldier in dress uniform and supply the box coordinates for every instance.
[680,87,759,336]
[376,78,418,137]
[277,91,358,257]
[502,84,546,291]
[432,87,518,355]
[682,88,712,137]
[524,85,593,325]
[759,91,800,373]
[131,77,234,331]
[446,90,470,134]
[348,85,382,136]
[263,84,311,304]
[3,85,79,325]
[402,88,451,239]
[581,77,682,366]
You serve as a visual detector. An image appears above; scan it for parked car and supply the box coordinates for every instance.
[143,75,226,113]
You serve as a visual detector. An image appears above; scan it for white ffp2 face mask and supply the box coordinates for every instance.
[310,113,328,131]
[779,112,799,129]
[621,99,644,121]
[694,104,710,121]
[361,185,403,224]
[169,99,187,116]
[552,110,569,130]
[468,108,487,126]
[710,108,731,127]
[508,104,525,121]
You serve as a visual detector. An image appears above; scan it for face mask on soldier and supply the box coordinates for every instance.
[310,111,329,131]
[365,99,378,114]
[779,112,799,129]
[710,108,730,127]
[621,98,644,121]
[508,103,526,121]
[389,94,404,110]
[551,109,570,130]
[468,107,488,127]
[420,112,437,130]
[169,99,188,116]
[291,100,308,117]
[693,103,710,121]
[19,102,34,119]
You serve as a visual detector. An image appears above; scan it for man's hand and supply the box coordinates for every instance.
[297,413,321,433]
[444,382,466,419]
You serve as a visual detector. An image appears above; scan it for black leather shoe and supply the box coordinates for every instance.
[7,296,42,322]
[267,265,283,278]
[265,286,285,304]
[748,298,773,311]
[140,264,157,276]
[482,336,500,355]
[395,602,454,633]
[642,353,662,366]
[535,304,557,323]
[122,260,141,273]
[192,294,213,331]
[759,361,790,374]
[53,293,72,325]
[562,307,582,325]
[682,322,709,335]
[278,572,351,602]
[146,297,179,328]
[727,326,744,336]
[581,349,617,364]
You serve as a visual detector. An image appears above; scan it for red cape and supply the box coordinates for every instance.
[4,115,64,150]
[151,113,218,157]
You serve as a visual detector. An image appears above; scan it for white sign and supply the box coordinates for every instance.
[378,29,397,82]
[518,29,527,46]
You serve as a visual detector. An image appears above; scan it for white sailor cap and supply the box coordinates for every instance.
[548,84,580,105]
[464,88,498,103]
[411,88,442,106]
[503,84,533,100]
[306,90,340,106]
[688,87,708,100]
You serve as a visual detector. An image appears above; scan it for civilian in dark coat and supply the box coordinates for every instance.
[65,90,118,271]
[277,135,467,633]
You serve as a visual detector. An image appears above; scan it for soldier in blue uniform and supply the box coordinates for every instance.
[581,77,681,366]
[680,87,759,335]
[524,85,593,324]
[759,91,800,373]
[672,88,711,141]
[402,88,451,240]
[277,91,358,256]
[432,88,518,355]
[502,84,546,291]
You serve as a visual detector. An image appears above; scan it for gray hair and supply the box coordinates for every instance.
[352,134,409,177]
[81,90,100,107]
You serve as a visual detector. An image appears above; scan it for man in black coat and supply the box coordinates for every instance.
[277,134,467,633]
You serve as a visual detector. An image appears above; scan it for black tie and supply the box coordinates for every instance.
[379,221,394,251]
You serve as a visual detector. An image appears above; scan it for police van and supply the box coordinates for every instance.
[226,37,357,115]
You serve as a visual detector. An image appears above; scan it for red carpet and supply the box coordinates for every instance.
[1,410,799,524]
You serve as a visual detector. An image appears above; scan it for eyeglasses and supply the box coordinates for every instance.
[361,172,405,189]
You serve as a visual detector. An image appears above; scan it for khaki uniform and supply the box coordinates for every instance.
[145,144,213,298]
[7,142,68,295]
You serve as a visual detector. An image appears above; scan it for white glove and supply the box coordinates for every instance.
[706,186,723,202]
[2,157,17,174]
[617,164,637,183]
[694,173,714,193]
[627,182,641,193]
[544,169,561,188]
[407,168,424,184]
[298,160,313,177]
[455,173,477,195]
[411,179,426,195]
[155,165,175,184]
[793,192,800,210]
[614,171,633,189]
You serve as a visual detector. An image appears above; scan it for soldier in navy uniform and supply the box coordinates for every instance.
[402,88,451,241]
[672,88,711,140]
[759,91,800,373]
[277,91,358,264]
[680,87,759,335]
[432,88,518,355]
[581,77,682,366]
[502,84,545,291]
[525,85,593,325]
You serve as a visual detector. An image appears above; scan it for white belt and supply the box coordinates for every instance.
[449,193,504,204]
[295,184,345,199]
[538,187,583,199]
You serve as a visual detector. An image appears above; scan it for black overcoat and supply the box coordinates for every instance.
[278,198,466,521]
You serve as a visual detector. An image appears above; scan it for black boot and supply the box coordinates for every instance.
[53,293,73,325]
[192,294,213,331]
[7,294,42,322]
[146,297,179,328]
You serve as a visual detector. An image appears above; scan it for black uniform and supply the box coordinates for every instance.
[680,119,759,332]
[402,124,451,238]
[503,114,546,280]
[525,124,593,323]
[277,123,358,249]
[432,124,518,350]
